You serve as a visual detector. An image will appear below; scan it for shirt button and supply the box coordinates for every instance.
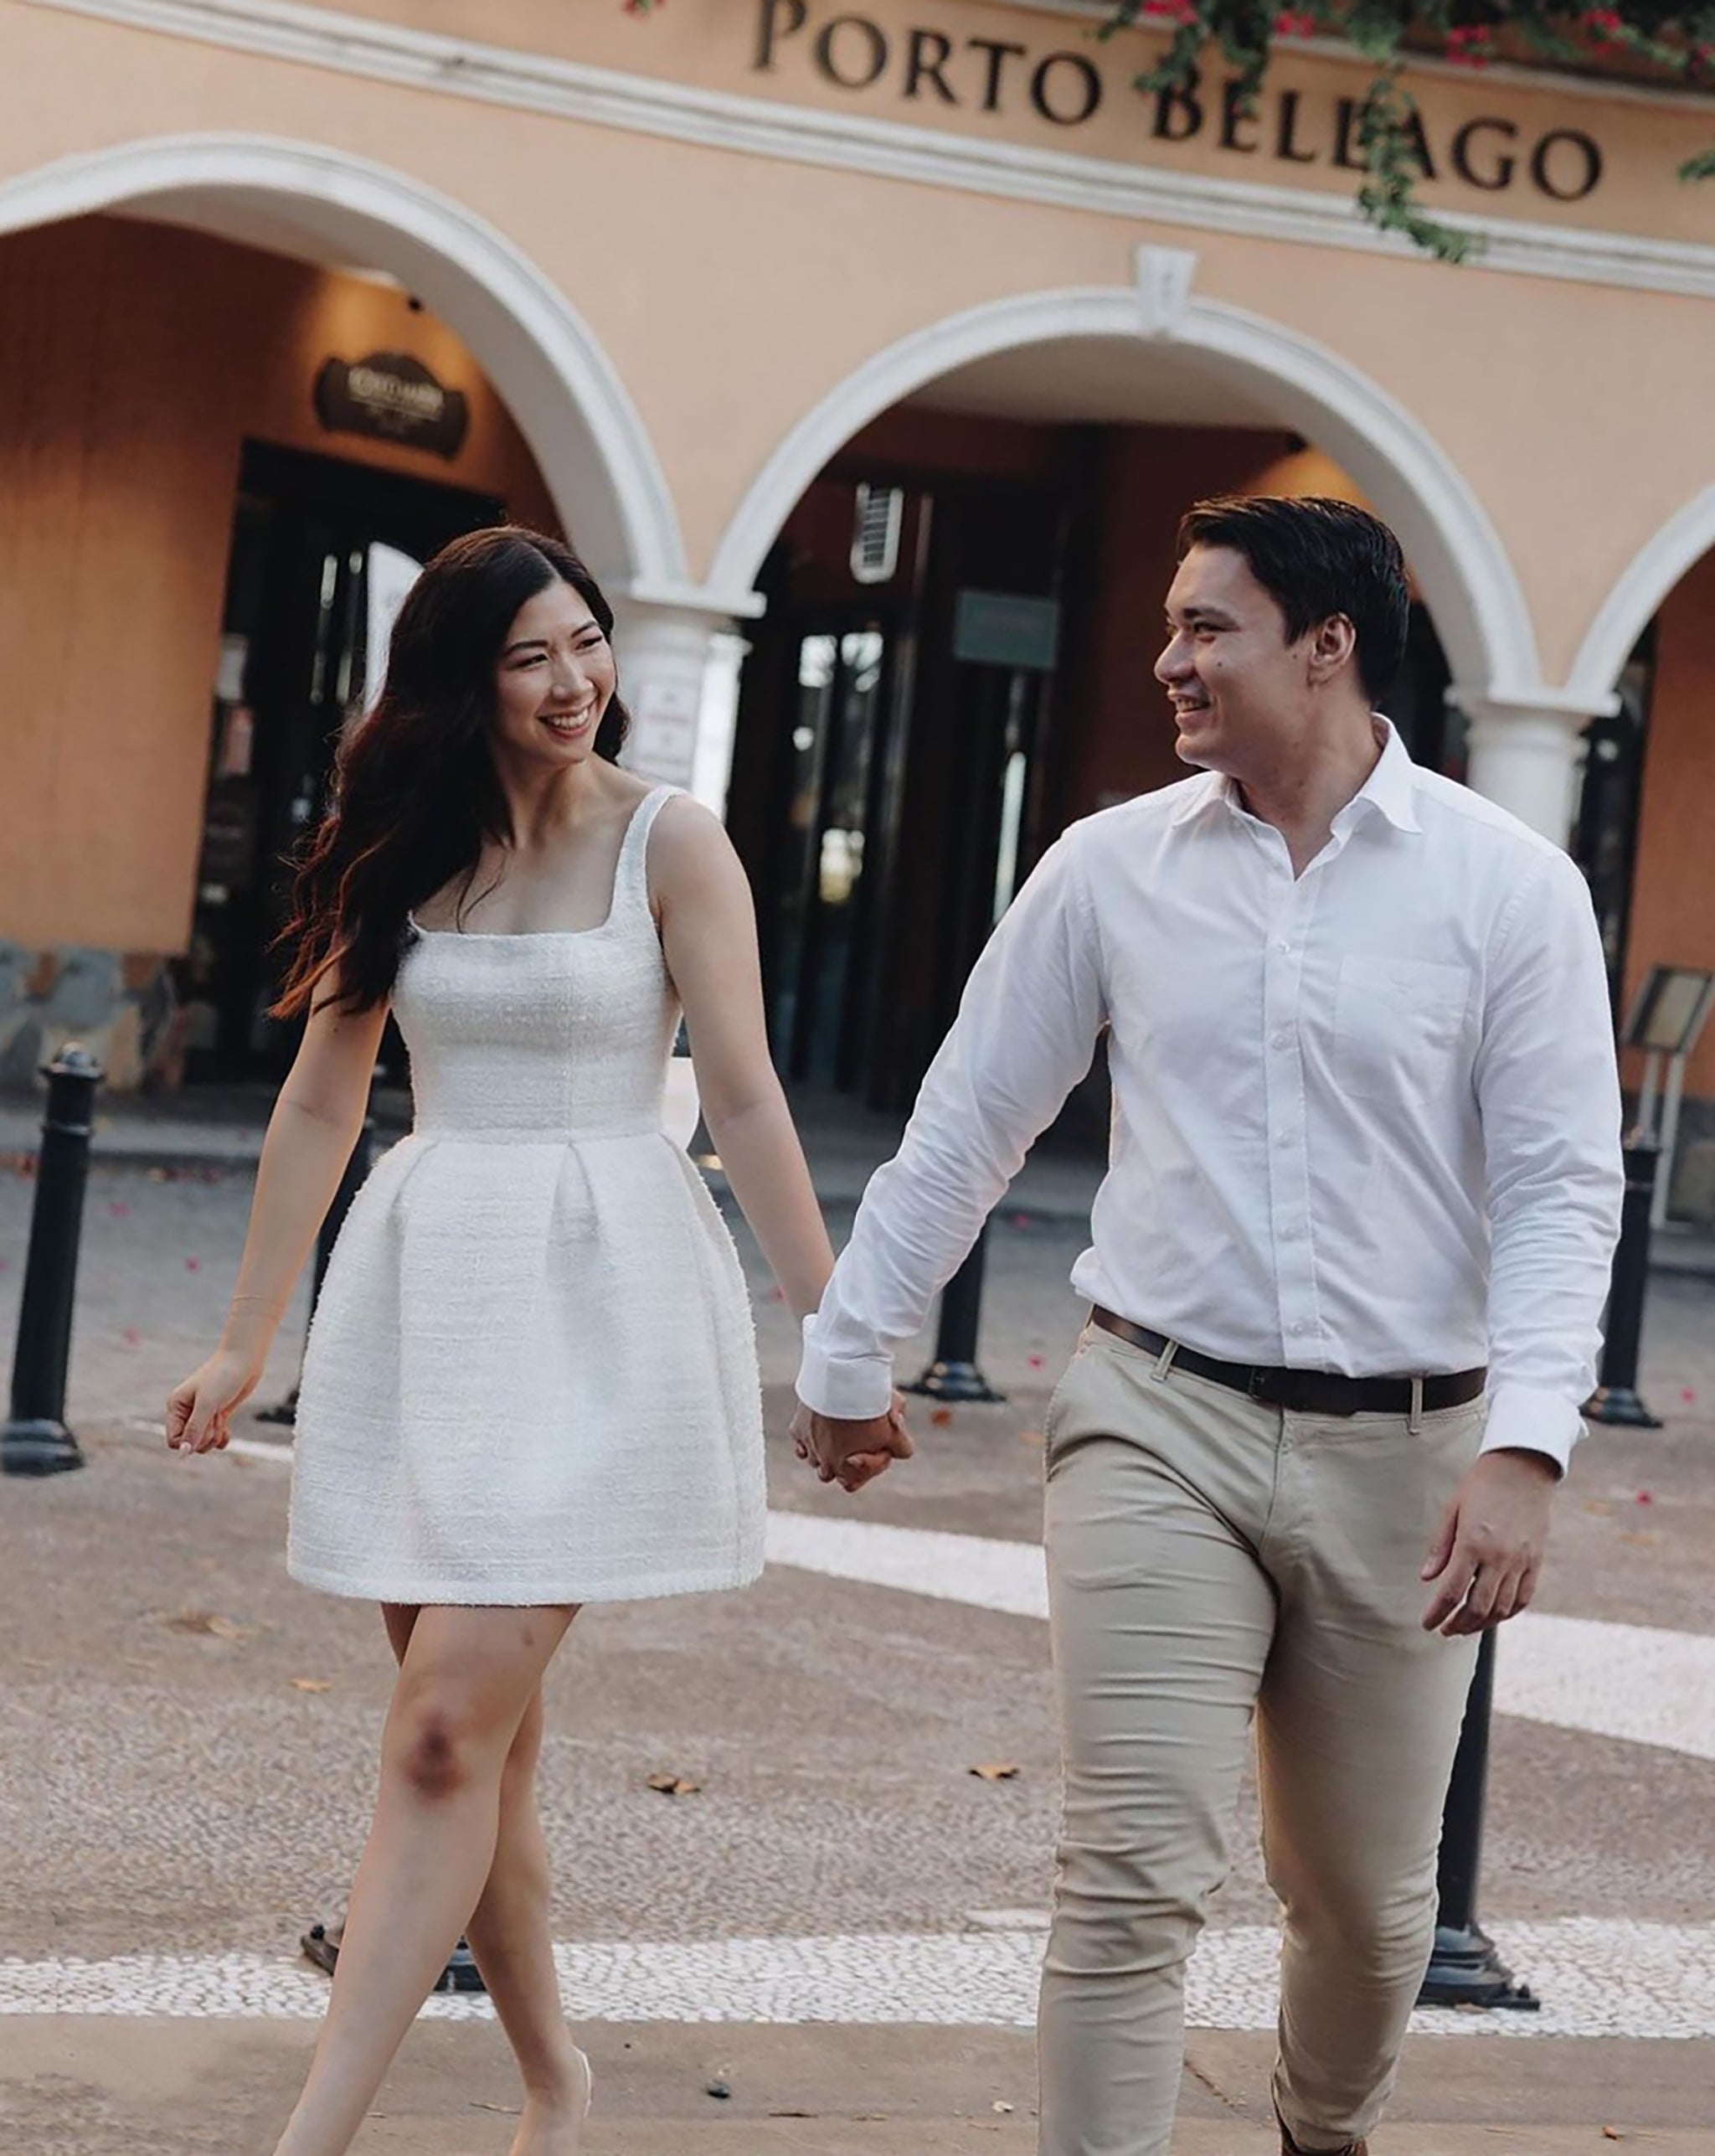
[1274,940,1291,955]
[1271,1032,1290,1050]
[1290,1321,1311,1337]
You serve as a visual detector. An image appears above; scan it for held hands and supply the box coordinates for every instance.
[1421,1447,1558,1635]
[165,1344,267,1457]
[791,1392,915,1494]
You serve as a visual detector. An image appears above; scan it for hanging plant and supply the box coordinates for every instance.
[1098,3,1715,260]
[626,4,1715,261]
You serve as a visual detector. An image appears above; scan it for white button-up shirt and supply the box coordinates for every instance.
[797,723,1625,1471]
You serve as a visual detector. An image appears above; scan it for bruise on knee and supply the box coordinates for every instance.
[397,1711,468,1802]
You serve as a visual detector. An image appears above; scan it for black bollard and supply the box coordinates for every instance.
[1586,1138,1662,1428]
[904,1225,1004,1404]
[255,1098,376,1427]
[1417,1630,1538,2010]
[3,1045,105,1478]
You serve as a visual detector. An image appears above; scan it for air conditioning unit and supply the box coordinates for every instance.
[850,483,904,585]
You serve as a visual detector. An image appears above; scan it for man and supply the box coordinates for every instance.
[791,497,1624,2156]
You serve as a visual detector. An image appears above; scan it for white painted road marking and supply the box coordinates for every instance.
[764,1511,1715,1762]
[5,1921,1714,2038]
[136,1440,1715,1764]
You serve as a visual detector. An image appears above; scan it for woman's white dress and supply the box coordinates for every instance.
[288,786,766,1605]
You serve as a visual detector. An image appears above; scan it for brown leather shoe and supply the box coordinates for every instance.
[1279,2121,1368,2156]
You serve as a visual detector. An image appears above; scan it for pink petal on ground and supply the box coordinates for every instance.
[108,1201,131,1216]
[121,1327,142,1347]
[185,1257,201,1271]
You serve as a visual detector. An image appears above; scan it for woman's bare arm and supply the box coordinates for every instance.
[167,974,390,1451]
[651,798,835,1322]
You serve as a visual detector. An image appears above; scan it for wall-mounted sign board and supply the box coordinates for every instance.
[314,352,469,459]
[952,589,1061,673]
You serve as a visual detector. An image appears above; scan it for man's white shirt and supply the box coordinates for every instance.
[796,721,1625,1472]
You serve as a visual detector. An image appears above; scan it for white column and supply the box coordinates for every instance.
[1455,695,1601,848]
[611,603,719,794]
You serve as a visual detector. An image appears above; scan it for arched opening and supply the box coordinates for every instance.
[0,136,680,1088]
[1570,495,1715,1224]
[712,272,1534,1122]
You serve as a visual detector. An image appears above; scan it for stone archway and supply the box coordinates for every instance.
[0,131,688,601]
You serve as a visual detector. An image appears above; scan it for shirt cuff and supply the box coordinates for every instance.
[1477,1381,1582,1477]
[796,1317,895,1422]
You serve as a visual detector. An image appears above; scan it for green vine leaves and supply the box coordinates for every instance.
[1100,3,1715,260]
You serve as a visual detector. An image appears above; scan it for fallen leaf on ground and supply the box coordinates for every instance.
[646,1772,702,1796]
[165,1609,255,1642]
[1018,1430,1044,1447]
[992,2099,1015,2113]
[970,1761,1020,1781]
[1619,1531,1658,1547]
[291,1678,332,1693]
[930,1407,954,1427]
[1603,2131,1625,2142]
[469,2101,521,2116]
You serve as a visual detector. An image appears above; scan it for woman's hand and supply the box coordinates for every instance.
[166,1345,267,1457]
[791,1393,914,1493]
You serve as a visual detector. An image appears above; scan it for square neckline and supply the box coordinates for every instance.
[407,785,669,942]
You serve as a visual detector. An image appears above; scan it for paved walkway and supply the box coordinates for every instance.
[3,1081,1713,2152]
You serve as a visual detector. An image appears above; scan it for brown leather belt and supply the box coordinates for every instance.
[1089,1308,1486,1419]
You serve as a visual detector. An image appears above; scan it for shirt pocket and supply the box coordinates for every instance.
[1333,955,1472,1103]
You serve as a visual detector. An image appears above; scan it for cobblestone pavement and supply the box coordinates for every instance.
[2,1131,1713,2151]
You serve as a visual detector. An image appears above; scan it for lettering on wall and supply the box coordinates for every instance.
[752,1,1605,204]
[314,352,471,459]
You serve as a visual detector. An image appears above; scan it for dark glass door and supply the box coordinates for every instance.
[181,443,502,1079]
[768,617,898,1090]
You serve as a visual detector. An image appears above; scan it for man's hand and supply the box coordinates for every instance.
[1421,1447,1558,1635]
[790,1395,914,1494]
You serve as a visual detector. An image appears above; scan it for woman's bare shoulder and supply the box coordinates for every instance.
[646,792,743,896]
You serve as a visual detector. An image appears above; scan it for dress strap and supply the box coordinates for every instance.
[614,783,680,921]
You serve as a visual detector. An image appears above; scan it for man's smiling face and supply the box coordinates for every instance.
[1155,543,1326,779]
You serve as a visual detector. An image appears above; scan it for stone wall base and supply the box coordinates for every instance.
[0,946,184,1092]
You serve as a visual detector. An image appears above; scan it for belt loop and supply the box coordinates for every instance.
[1152,1337,1179,1383]
[1409,1375,1424,1436]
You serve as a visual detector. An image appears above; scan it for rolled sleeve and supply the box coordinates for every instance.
[1475,851,1625,1473]
[796,830,1108,1419]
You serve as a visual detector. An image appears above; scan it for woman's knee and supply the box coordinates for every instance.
[384,1685,511,1803]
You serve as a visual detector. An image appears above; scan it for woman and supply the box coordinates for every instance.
[166,525,902,2156]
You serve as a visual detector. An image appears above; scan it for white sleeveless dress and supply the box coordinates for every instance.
[287,786,766,1606]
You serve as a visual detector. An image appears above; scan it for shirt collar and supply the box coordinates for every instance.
[1167,716,1422,837]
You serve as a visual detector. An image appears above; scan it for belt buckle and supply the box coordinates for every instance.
[1248,1366,1323,1414]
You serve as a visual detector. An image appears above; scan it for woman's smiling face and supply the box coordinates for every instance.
[490,577,617,771]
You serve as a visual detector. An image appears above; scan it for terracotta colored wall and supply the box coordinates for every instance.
[0,0,1710,692]
[0,214,557,957]
[1621,552,1715,1105]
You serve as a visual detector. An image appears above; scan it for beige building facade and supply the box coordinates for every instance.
[1,0,1713,1181]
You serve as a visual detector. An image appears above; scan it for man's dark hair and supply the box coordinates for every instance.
[1176,495,1410,704]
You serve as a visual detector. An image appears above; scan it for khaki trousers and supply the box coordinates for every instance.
[1038,1326,1484,2156]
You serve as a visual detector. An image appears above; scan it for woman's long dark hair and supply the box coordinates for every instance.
[272,526,630,1019]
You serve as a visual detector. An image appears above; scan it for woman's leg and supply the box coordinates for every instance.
[384,1607,590,2152]
[273,1601,577,2156]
